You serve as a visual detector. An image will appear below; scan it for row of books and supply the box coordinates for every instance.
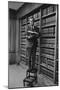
[40,38,55,44]
[21,32,26,36]
[21,40,26,43]
[42,15,56,25]
[21,26,26,31]
[20,47,26,51]
[21,52,26,56]
[40,53,55,60]
[21,11,41,25]
[40,58,54,69]
[48,60,54,67]
[40,62,54,71]
[40,48,54,55]
[20,55,26,61]
[40,43,55,48]
[20,45,26,49]
[41,63,54,71]
[42,5,56,16]
[41,27,55,34]
[41,33,55,37]
[33,11,41,20]
[40,66,53,78]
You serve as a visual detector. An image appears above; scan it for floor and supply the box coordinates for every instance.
[8,63,56,89]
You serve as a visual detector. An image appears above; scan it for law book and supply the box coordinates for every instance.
[42,8,47,16]
[42,19,46,25]
[41,48,54,55]
[41,33,55,37]
[33,13,37,20]
[41,56,54,67]
[21,38,26,41]
[53,5,56,12]
[37,11,41,19]
[41,28,48,33]
[47,6,54,14]
[48,27,55,33]
[41,38,55,44]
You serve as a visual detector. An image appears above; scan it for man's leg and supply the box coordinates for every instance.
[29,47,32,70]
[31,47,36,69]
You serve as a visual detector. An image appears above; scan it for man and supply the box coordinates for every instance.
[26,17,40,70]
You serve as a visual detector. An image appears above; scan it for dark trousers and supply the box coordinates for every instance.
[28,45,37,69]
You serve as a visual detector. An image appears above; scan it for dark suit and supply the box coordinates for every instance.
[27,26,40,69]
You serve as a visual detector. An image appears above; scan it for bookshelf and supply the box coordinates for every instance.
[20,18,27,64]
[40,4,58,83]
[19,4,58,84]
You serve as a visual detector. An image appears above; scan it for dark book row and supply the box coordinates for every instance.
[41,56,54,67]
[40,48,54,55]
[40,44,55,49]
[42,5,56,16]
[40,38,55,44]
[33,11,41,20]
[41,26,55,34]
[42,15,56,26]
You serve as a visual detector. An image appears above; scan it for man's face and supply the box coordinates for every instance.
[29,19,33,26]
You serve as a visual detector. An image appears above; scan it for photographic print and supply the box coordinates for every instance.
[8,1,58,89]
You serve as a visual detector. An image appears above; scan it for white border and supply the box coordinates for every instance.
[0,0,60,90]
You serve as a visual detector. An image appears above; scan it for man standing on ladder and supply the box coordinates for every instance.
[26,17,40,70]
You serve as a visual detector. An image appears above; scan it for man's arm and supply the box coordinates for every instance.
[34,26,41,38]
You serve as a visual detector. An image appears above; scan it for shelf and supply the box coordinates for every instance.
[40,46,55,49]
[34,18,40,22]
[41,23,56,28]
[42,11,56,18]
[41,35,55,38]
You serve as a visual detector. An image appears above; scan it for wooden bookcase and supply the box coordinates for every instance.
[20,18,27,64]
[19,4,58,84]
[40,4,58,84]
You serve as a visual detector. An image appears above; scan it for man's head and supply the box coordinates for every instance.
[29,17,34,26]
